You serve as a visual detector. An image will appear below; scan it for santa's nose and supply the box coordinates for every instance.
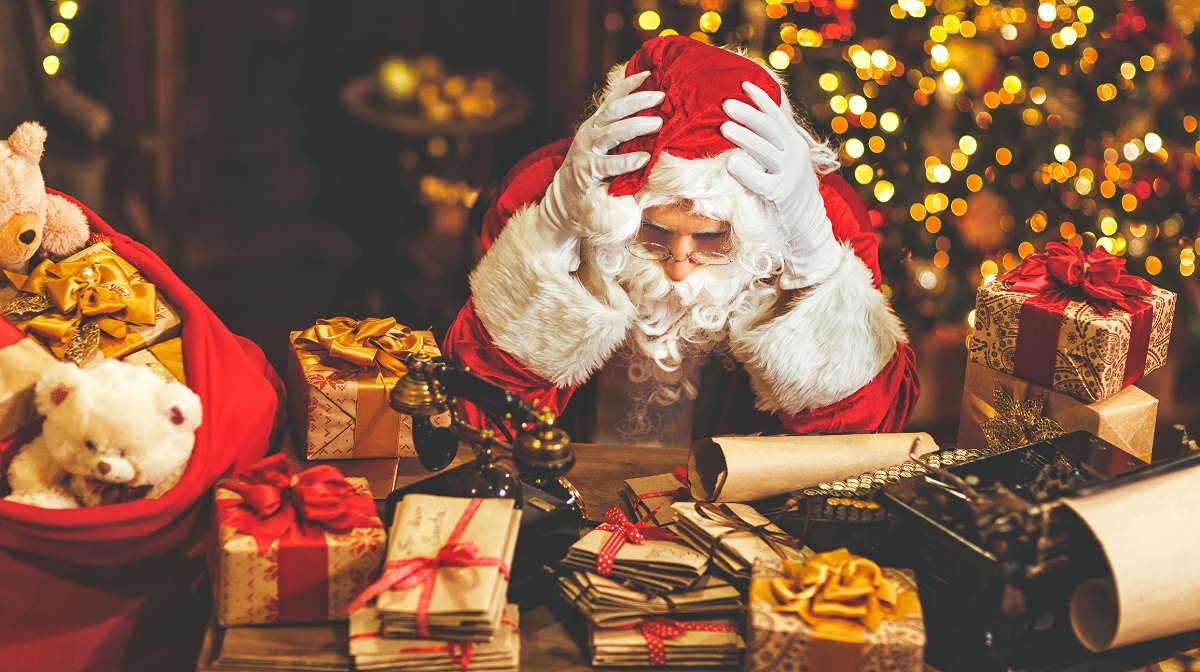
[661,257,697,282]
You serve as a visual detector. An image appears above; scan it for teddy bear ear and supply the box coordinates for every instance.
[156,381,203,433]
[6,121,48,163]
[34,361,85,412]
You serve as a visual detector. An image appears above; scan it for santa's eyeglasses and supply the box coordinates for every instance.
[625,241,733,266]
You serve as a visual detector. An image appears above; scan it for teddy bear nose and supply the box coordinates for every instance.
[97,461,112,475]
[19,229,36,244]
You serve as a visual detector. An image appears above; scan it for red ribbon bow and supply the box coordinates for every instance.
[633,466,690,507]
[217,453,383,555]
[594,507,678,576]
[346,498,511,638]
[634,617,740,666]
[1002,242,1152,316]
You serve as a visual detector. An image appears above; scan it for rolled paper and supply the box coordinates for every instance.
[1065,462,1200,651]
[688,433,938,503]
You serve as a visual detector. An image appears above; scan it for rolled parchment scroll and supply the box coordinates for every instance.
[687,433,938,503]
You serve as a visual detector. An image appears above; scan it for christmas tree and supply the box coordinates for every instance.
[629,0,1199,335]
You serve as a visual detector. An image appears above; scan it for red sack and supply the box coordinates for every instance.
[0,190,286,672]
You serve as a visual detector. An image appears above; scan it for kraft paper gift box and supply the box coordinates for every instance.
[958,360,1157,461]
[287,317,449,460]
[1,242,182,367]
[213,454,387,627]
[0,316,56,440]
[745,550,925,672]
[968,243,1174,404]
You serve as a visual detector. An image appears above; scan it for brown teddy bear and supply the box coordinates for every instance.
[0,121,91,274]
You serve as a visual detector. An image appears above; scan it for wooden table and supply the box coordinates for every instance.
[197,442,711,671]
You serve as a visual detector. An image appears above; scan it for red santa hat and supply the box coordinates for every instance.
[607,35,784,197]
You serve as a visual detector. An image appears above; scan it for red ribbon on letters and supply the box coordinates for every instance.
[1001,242,1155,390]
[633,466,690,507]
[607,617,739,666]
[345,498,511,638]
[594,506,678,576]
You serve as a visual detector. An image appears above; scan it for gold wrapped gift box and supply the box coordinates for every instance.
[287,318,449,460]
[958,360,1157,461]
[1,242,182,367]
[745,550,925,672]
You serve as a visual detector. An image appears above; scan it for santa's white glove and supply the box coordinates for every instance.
[721,82,843,289]
[540,71,664,258]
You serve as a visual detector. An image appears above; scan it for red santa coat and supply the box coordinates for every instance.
[443,140,918,437]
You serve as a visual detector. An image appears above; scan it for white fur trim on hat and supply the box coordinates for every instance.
[470,201,637,388]
[729,242,907,413]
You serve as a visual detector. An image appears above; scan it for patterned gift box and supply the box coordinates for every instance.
[287,317,449,460]
[958,360,1157,461]
[0,241,181,367]
[213,454,386,627]
[745,550,925,672]
[0,316,57,439]
[968,243,1174,404]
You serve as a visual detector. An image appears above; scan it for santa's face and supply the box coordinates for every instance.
[631,204,732,282]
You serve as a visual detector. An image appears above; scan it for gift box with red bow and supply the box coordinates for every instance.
[1,241,182,367]
[212,454,386,626]
[969,242,1175,403]
[745,550,925,672]
[287,317,449,460]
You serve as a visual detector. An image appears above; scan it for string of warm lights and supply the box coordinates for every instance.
[41,1,80,77]
[631,0,1200,328]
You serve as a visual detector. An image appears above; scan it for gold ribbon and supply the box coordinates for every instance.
[751,548,921,672]
[3,251,157,363]
[293,317,439,457]
[964,376,1066,453]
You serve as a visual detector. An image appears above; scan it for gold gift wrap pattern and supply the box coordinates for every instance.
[0,242,181,366]
[214,476,387,627]
[959,361,1158,460]
[969,279,1174,403]
[746,551,925,672]
[288,318,449,459]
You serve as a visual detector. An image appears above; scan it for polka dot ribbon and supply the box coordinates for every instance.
[637,617,740,666]
[594,506,678,575]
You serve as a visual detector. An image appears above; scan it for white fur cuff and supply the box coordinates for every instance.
[729,243,907,413]
[470,203,636,388]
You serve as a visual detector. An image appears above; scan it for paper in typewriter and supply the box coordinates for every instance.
[1064,464,1200,651]
[375,494,521,641]
[688,433,938,502]
[350,603,520,671]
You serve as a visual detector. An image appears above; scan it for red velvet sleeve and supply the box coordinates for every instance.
[441,298,574,432]
[769,174,920,433]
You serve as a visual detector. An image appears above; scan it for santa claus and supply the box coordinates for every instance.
[443,36,918,446]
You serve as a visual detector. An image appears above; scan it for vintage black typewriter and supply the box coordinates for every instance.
[878,430,1200,671]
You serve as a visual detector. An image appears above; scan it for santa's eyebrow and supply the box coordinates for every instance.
[639,217,730,236]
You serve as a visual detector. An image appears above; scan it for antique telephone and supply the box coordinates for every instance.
[385,352,585,606]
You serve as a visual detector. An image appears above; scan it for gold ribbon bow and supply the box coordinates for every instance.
[965,378,1066,453]
[3,251,157,364]
[753,548,921,672]
[293,317,438,456]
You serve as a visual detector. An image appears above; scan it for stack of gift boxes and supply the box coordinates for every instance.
[1,239,188,463]
[958,242,1175,460]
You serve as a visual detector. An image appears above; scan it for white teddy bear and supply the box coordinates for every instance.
[4,358,203,508]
